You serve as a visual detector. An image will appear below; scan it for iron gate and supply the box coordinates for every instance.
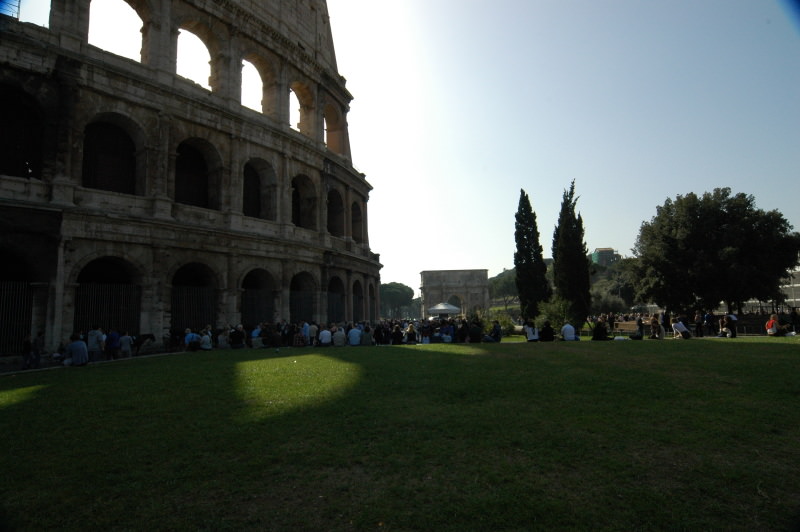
[171,286,216,332]
[241,288,274,328]
[0,281,32,356]
[73,283,142,335]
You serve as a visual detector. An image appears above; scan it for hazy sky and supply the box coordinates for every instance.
[16,0,800,296]
[327,0,800,295]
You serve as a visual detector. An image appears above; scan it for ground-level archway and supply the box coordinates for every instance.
[73,256,142,336]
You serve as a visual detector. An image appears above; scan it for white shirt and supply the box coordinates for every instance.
[561,323,578,341]
[524,325,539,341]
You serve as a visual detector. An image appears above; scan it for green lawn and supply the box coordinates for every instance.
[2,338,800,531]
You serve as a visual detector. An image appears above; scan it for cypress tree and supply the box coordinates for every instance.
[514,189,551,319]
[552,180,591,325]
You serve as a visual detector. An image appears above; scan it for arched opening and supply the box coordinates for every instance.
[323,101,346,155]
[288,88,301,132]
[447,295,463,310]
[327,189,344,237]
[242,160,277,220]
[291,174,317,230]
[241,59,262,112]
[74,257,142,336]
[288,81,314,136]
[82,122,137,194]
[351,201,364,243]
[175,139,220,209]
[177,28,211,89]
[88,0,142,62]
[0,85,43,179]
[352,280,364,322]
[241,269,276,329]
[289,272,316,324]
[242,164,261,218]
[327,276,345,325]
[171,263,217,335]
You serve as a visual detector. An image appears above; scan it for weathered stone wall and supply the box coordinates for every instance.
[0,0,381,355]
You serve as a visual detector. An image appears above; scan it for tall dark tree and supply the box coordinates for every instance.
[514,189,551,319]
[380,282,414,319]
[633,188,800,314]
[551,180,591,325]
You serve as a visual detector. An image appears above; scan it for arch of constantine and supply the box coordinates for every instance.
[0,0,382,355]
[420,270,489,318]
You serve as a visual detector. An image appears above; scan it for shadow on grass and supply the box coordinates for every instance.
[2,338,800,531]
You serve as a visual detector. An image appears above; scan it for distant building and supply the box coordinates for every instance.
[420,270,489,318]
[590,248,621,267]
[782,269,800,310]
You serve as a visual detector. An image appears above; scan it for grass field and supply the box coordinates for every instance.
[2,338,800,531]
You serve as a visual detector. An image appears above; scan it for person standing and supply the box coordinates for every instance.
[105,328,121,360]
[119,331,134,357]
[86,325,104,363]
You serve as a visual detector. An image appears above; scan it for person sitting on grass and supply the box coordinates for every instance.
[524,321,539,342]
[765,314,790,336]
[671,318,691,339]
[539,321,555,342]
[561,321,580,341]
[591,317,612,341]
[649,316,665,340]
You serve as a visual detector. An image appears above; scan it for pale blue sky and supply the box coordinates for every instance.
[328,0,800,295]
[15,0,800,296]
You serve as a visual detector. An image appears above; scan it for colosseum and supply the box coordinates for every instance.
[0,0,382,355]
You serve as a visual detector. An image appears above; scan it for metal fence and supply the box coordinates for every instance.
[0,281,32,356]
[73,283,142,336]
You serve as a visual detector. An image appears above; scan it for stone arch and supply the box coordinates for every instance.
[242,158,277,220]
[88,0,144,62]
[289,80,315,137]
[289,271,316,324]
[447,294,463,309]
[351,201,364,243]
[82,113,146,195]
[323,100,347,155]
[173,14,224,91]
[352,279,364,322]
[241,51,278,115]
[291,174,317,230]
[175,137,222,209]
[327,276,346,325]
[170,262,218,334]
[73,256,143,337]
[0,84,43,179]
[327,188,345,237]
[241,268,277,328]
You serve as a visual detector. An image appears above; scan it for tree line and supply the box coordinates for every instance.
[512,185,800,323]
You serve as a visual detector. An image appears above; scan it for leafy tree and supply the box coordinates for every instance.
[633,188,800,314]
[380,282,414,319]
[514,189,551,319]
[488,268,519,312]
[551,181,591,325]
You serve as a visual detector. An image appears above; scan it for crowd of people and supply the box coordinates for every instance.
[19,307,799,370]
[180,317,507,351]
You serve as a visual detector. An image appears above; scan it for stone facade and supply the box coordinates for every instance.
[420,270,489,318]
[0,0,381,355]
